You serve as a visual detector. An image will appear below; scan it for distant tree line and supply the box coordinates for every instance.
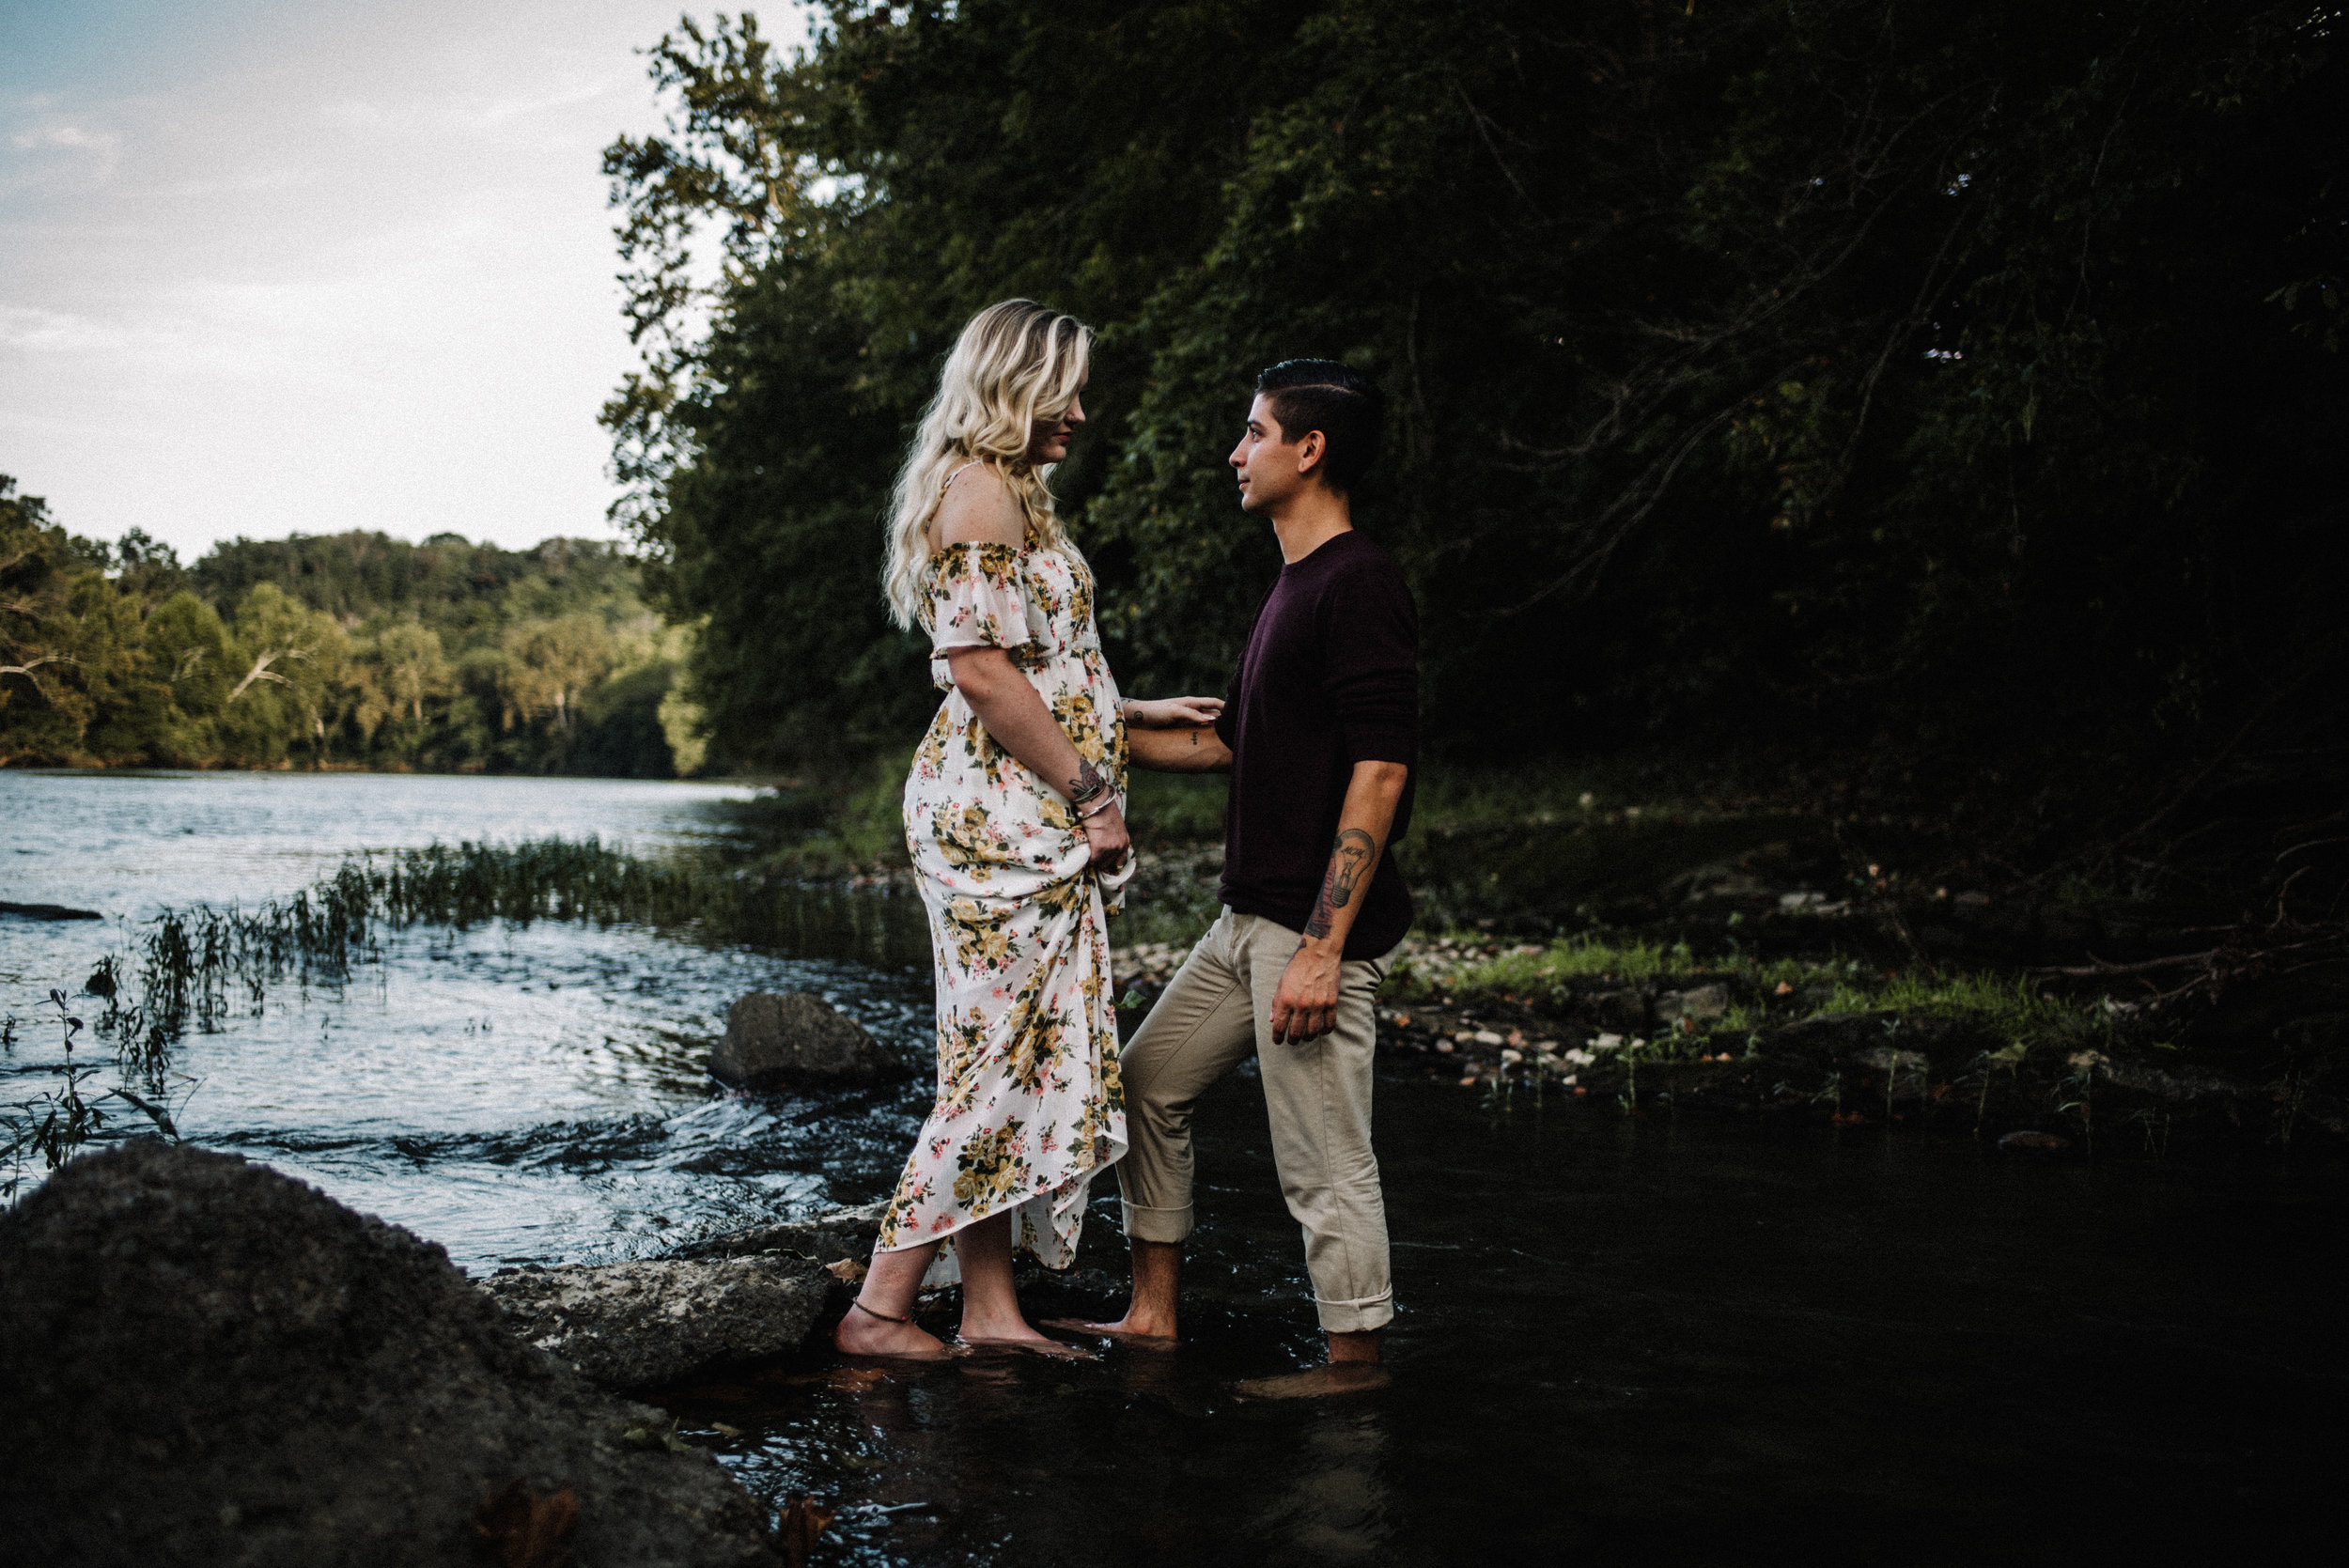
[0,479,701,777]
[605,0,2344,809]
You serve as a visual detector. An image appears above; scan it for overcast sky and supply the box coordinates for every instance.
[0,0,805,560]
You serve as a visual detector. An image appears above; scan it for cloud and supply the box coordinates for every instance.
[163,165,310,199]
[469,74,622,130]
[318,99,392,131]
[0,303,135,354]
[9,123,121,153]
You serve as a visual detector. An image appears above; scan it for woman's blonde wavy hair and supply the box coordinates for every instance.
[882,299,1093,629]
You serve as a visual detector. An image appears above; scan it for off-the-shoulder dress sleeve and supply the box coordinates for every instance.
[925,541,1051,690]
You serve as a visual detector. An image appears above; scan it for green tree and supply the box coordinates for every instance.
[138,590,233,762]
[499,613,617,738]
[604,0,2346,811]
[216,582,350,766]
[349,620,457,757]
[1,476,89,761]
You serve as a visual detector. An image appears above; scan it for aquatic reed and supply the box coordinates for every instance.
[11,835,850,1196]
[115,836,925,1056]
[1,989,186,1202]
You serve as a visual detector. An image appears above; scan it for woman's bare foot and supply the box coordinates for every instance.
[832,1302,952,1359]
[958,1315,1097,1359]
[1038,1314,1177,1348]
[961,1330,1097,1360]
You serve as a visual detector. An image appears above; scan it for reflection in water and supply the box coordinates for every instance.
[1261,1405,1390,1562]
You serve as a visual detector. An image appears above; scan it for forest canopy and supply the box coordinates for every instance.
[0,483,700,777]
[606,0,2345,808]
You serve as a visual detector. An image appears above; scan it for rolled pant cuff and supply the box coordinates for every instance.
[1120,1199,1193,1245]
[1314,1291,1395,1335]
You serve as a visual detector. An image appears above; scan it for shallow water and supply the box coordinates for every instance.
[0,770,933,1265]
[3,772,2342,1561]
[677,1086,2346,1564]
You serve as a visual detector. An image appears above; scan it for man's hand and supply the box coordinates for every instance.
[1266,764,1408,1042]
[1126,696,1224,728]
[1269,939,1344,1043]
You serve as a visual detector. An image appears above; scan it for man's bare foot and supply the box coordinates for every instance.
[1232,1364,1392,1400]
[1038,1315,1178,1348]
[832,1304,952,1360]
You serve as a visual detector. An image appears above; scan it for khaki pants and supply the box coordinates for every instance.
[1116,908,1397,1334]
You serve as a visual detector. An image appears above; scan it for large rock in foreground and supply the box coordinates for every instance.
[708,991,907,1091]
[485,1255,839,1391]
[0,1142,777,1568]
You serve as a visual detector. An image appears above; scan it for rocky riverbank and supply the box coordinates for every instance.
[1111,908,2347,1153]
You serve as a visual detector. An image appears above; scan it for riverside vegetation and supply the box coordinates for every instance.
[9,772,2337,1198]
[0,488,704,776]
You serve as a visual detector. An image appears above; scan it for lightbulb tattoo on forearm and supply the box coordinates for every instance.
[1303,829,1377,940]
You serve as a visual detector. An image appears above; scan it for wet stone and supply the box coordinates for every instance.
[1588,989,1649,1030]
[1657,983,1731,1022]
[0,1141,777,1567]
[1856,1045,1933,1099]
[669,1201,887,1265]
[708,991,906,1091]
[483,1254,841,1392]
[0,898,102,920]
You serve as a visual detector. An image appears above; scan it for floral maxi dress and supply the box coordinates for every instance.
[879,536,1133,1284]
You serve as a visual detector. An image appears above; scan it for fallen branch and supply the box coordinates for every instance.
[2031,950,2220,978]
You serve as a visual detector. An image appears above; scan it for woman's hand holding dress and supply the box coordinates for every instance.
[1080,799,1129,871]
[943,645,1129,873]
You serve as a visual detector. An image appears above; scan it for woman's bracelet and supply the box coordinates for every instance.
[1078,794,1118,822]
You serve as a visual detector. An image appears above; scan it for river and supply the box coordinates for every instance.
[3,770,2341,1563]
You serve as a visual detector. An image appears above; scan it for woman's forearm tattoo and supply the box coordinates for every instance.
[1068,759,1108,805]
[1303,829,1377,940]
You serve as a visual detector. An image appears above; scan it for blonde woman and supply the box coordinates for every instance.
[837,300,1221,1357]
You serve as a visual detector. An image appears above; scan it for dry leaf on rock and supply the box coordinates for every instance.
[778,1496,835,1568]
[474,1480,578,1568]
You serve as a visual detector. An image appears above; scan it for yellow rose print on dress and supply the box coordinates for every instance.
[884,538,1134,1281]
[950,1120,1034,1209]
[943,897,1017,973]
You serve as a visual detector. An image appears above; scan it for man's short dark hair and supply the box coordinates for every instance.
[1255,360,1385,492]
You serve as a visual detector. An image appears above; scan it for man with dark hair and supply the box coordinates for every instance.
[1052,359,1417,1395]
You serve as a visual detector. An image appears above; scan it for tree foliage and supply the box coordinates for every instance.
[0,500,698,776]
[608,0,2345,801]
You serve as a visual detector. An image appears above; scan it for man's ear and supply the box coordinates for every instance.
[1294,428,1329,477]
